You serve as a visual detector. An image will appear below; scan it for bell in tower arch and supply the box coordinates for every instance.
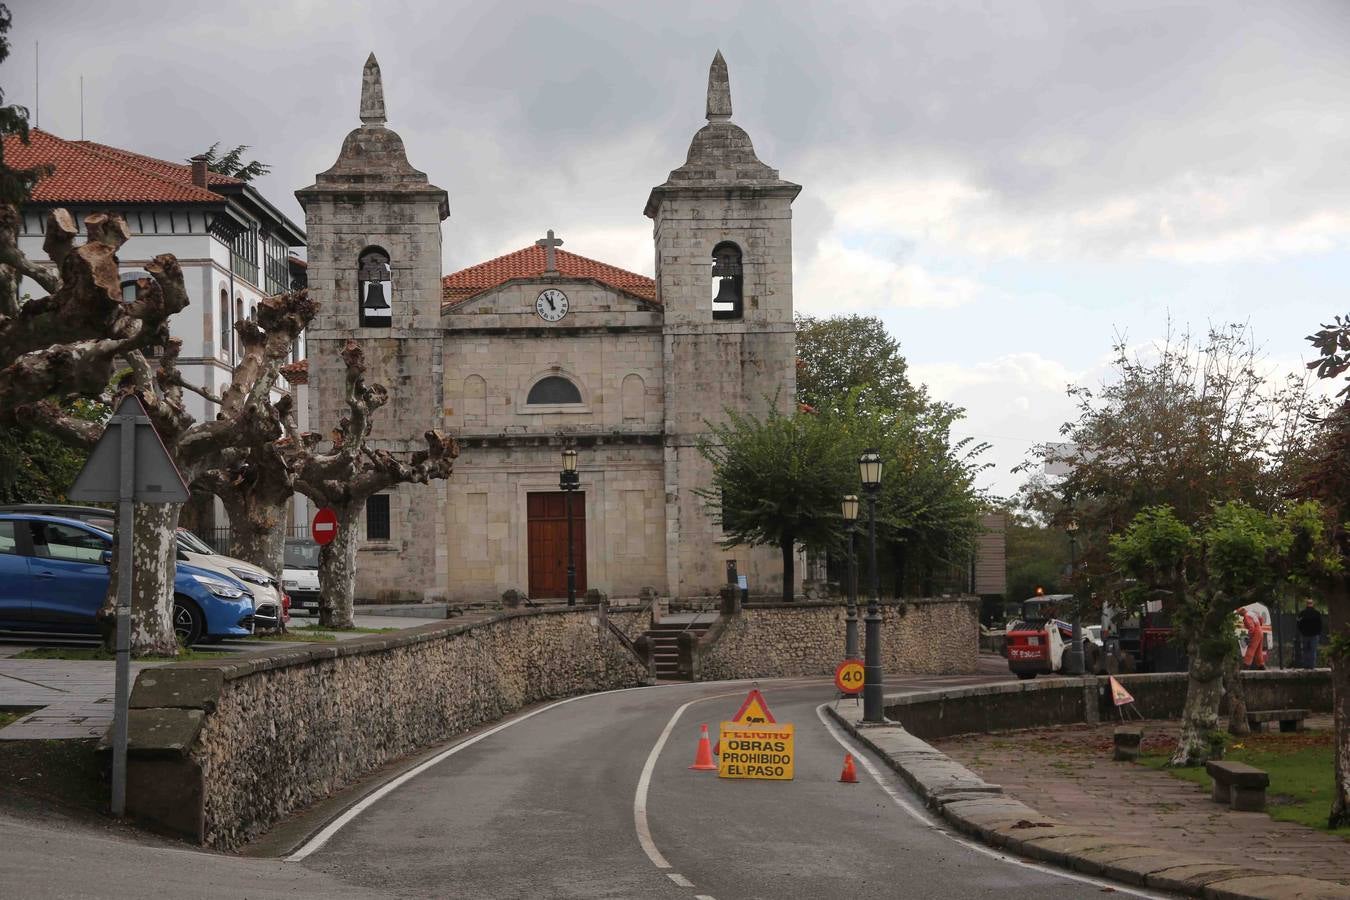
[711,241,743,321]
[357,246,393,327]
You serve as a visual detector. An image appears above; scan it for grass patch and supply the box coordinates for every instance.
[292,624,397,634]
[246,630,335,643]
[0,708,36,729]
[13,646,225,662]
[1139,730,1350,838]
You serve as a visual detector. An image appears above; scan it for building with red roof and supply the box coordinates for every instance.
[294,50,801,609]
[10,127,310,533]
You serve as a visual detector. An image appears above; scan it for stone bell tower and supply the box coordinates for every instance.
[296,54,451,601]
[645,51,802,598]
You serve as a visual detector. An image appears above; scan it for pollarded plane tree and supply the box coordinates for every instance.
[284,340,458,629]
[0,206,316,654]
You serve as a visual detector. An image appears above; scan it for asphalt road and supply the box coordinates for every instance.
[292,677,1158,899]
[0,673,1163,899]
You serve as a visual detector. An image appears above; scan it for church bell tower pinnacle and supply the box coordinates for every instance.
[645,52,802,599]
[295,54,451,602]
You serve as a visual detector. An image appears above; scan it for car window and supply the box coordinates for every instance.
[32,523,107,563]
[0,521,16,555]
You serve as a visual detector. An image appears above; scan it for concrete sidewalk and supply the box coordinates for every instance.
[0,613,448,740]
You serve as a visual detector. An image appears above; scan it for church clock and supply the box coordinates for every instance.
[536,288,569,322]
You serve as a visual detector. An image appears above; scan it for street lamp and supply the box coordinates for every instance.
[859,449,885,723]
[560,448,580,607]
[842,494,860,659]
[1064,518,1084,676]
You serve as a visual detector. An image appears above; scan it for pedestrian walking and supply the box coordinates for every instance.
[1296,598,1323,669]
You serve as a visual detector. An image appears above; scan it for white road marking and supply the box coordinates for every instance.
[694,895,717,900]
[813,704,1168,899]
[633,688,745,878]
[285,686,655,861]
[667,873,694,887]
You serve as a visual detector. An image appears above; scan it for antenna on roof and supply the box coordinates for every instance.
[79,75,84,140]
[34,42,39,128]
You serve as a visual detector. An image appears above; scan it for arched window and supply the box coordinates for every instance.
[621,373,645,422]
[357,246,392,327]
[711,241,743,321]
[463,375,487,424]
[218,289,230,358]
[526,376,582,405]
[234,297,243,361]
[119,279,139,303]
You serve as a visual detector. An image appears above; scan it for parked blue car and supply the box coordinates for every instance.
[0,514,256,646]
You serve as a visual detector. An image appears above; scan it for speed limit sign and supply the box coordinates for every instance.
[834,659,864,695]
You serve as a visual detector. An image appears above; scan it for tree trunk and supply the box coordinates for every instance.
[1172,647,1225,766]
[318,502,359,629]
[891,542,907,600]
[1223,640,1251,736]
[222,493,287,581]
[101,502,181,657]
[780,534,795,602]
[1330,573,1349,828]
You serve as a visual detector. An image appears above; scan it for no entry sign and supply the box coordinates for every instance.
[311,507,339,545]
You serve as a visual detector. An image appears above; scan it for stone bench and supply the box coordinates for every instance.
[1205,760,1269,812]
[1112,727,1143,761]
[1246,708,1307,733]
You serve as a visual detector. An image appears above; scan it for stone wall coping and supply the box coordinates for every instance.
[134,605,625,701]
[881,668,1332,709]
[740,596,978,611]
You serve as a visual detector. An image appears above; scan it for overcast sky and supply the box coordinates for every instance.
[10,0,1350,498]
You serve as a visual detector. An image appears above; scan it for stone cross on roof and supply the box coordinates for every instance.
[360,52,387,126]
[707,50,732,122]
[535,229,564,272]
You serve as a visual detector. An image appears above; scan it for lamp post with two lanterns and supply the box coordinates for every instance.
[842,494,860,659]
[1064,518,1083,675]
[560,448,579,607]
[859,449,885,723]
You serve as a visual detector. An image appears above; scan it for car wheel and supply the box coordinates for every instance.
[173,597,205,647]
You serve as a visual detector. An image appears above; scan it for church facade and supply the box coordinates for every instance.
[298,53,801,603]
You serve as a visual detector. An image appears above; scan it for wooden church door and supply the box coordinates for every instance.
[527,492,587,599]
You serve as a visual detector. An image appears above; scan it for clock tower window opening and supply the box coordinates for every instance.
[527,376,583,405]
[711,241,743,320]
[357,246,393,327]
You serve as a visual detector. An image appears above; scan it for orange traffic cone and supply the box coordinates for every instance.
[839,753,859,783]
[690,724,718,771]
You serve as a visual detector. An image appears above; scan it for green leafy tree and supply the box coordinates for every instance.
[795,314,928,420]
[1004,512,1071,605]
[193,143,270,182]
[1019,323,1320,614]
[0,398,105,502]
[1111,501,1334,766]
[697,405,853,601]
[1299,313,1350,827]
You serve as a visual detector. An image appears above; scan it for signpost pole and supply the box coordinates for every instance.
[111,410,135,817]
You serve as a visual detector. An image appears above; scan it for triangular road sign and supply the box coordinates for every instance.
[69,396,189,504]
[731,689,776,724]
[1108,676,1135,707]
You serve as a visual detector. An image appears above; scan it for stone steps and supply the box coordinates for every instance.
[645,620,712,680]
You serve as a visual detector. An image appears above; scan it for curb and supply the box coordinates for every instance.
[826,705,1350,900]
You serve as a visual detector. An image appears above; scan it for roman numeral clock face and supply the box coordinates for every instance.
[536,289,569,322]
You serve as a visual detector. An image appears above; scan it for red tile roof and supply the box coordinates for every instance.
[4,128,229,205]
[442,245,657,308]
[280,359,309,385]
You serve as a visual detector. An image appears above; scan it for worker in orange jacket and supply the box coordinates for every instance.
[1239,607,1266,669]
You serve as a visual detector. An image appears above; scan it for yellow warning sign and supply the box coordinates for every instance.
[718,722,795,781]
[730,688,775,724]
[1108,676,1135,707]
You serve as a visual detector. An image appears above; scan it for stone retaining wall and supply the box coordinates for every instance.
[124,606,648,849]
[886,669,1333,741]
[695,597,978,681]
